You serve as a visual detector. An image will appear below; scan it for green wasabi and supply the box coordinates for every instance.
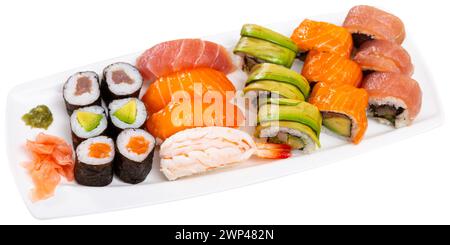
[22,105,53,130]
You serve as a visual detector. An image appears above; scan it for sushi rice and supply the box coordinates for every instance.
[76,136,115,165]
[103,62,143,96]
[116,129,155,162]
[258,126,317,153]
[71,106,108,139]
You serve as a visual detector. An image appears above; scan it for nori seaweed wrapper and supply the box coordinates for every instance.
[100,62,143,105]
[114,146,154,184]
[74,158,113,187]
[63,71,102,115]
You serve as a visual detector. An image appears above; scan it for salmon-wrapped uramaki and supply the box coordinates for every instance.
[362,72,422,128]
[309,82,369,144]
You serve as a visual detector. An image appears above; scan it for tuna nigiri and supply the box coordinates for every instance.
[309,83,369,144]
[302,50,362,87]
[353,39,414,76]
[362,72,422,128]
[343,5,406,47]
[160,127,291,180]
[142,68,236,114]
[23,133,74,202]
[290,19,353,58]
[146,99,244,141]
[136,39,235,81]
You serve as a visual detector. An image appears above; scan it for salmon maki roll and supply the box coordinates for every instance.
[302,50,362,87]
[362,72,422,128]
[309,83,369,144]
[290,19,353,58]
[354,40,414,76]
[142,68,236,114]
[343,5,406,47]
[136,39,235,81]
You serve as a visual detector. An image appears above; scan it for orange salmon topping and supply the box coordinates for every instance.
[89,143,111,159]
[126,136,149,155]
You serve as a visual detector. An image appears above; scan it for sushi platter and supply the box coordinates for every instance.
[6,8,443,219]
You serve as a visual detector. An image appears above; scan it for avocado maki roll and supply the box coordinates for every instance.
[75,136,115,187]
[70,105,108,148]
[114,129,155,184]
[108,98,147,138]
[244,63,310,101]
[63,71,101,115]
[256,98,321,153]
[101,62,143,104]
[234,24,297,72]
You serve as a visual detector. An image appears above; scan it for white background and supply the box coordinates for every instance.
[1,0,449,224]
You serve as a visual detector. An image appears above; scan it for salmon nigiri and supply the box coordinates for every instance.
[136,39,235,81]
[290,19,353,58]
[362,72,422,128]
[309,82,369,144]
[302,50,362,87]
[146,100,244,141]
[343,5,406,47]
[142,68,236,114]
[353,39,413,76]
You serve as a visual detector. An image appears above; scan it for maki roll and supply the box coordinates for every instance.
[243,63,310,101]
[114,129,155,184]
[234,24,297,72]
[108,98,147,137]
[302,50,362,87]
[290,19,353,58]
[101,62,143,104]
[309,83,369,144]
[75,136,115,186]
[63,71,101,115]
[256,98,322,153]
[362,72,422,128]
[343,5,405,47]
[353,40,414,76]
[70,105,108,148]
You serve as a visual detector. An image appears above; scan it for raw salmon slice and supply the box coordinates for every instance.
[136,39,235,80]
[142,68,236,114]
[354,39,413,76]
[291,19,353,58]
[343,5,405,46]
[302,50,362,87]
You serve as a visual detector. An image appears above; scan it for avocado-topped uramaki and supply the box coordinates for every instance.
[256,98,321,153]
[244,63,310,101]
[309,82,369,144]
[234,24,297,72]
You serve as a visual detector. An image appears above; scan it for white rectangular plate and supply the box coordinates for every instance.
[7,12,444,219]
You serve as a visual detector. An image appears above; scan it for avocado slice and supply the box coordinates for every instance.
[77,111,103,132]
[234,37,297,68]
[268,134,305,150]
[256,120,321,148]
[241,24,298,53]
[322,112,352,138]
[258,99,322,136]
[113,100,137,124]
[243,80,305,101]
[247,63,310,98]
